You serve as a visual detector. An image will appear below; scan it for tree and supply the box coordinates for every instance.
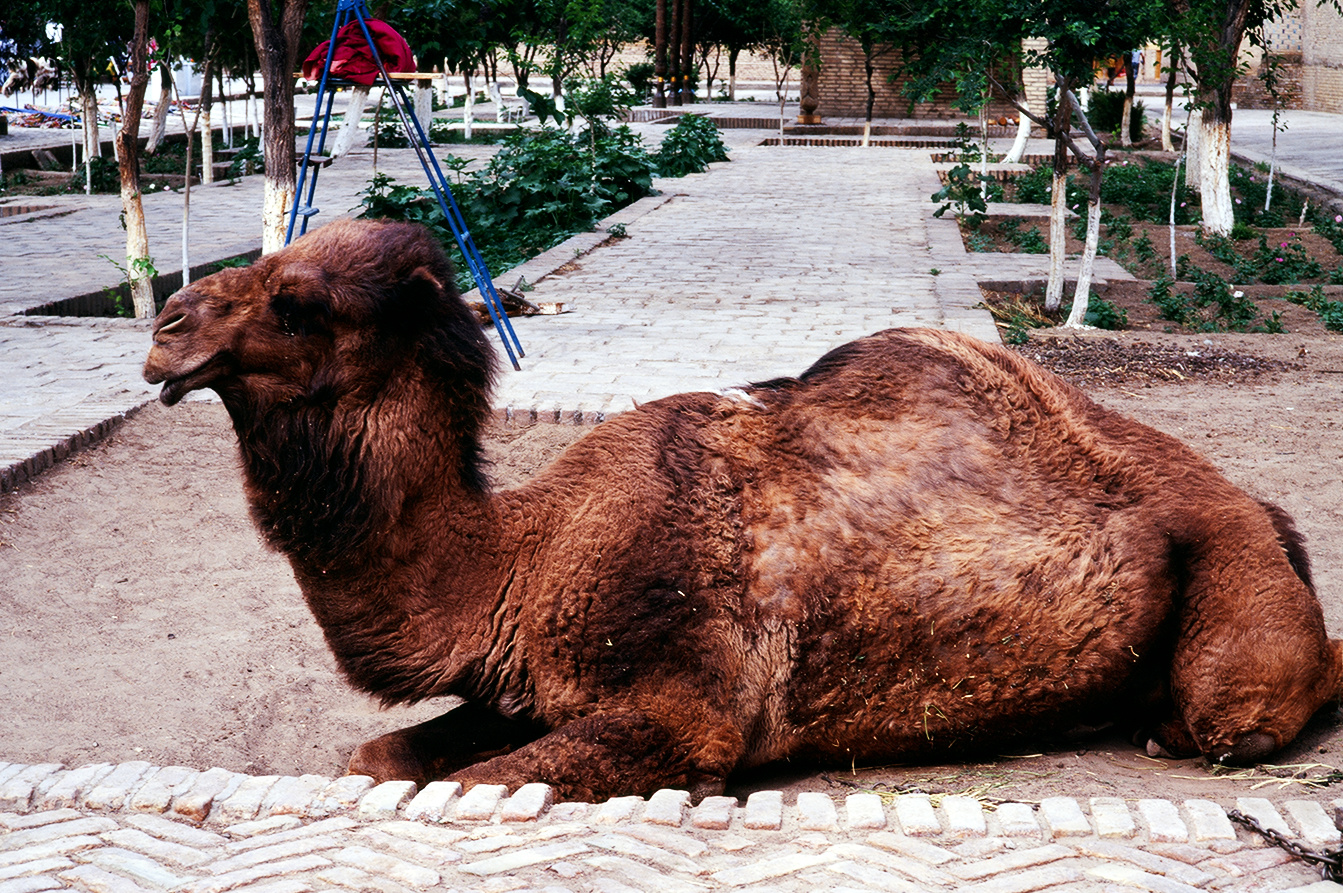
[809,0,899,142]
[116,0,157,317]
[901,0,1166,323]
[248,0,310,253]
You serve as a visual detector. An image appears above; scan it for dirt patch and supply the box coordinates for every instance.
[6,341,1343,807]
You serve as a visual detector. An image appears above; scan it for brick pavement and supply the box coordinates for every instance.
[2,759,1341,893]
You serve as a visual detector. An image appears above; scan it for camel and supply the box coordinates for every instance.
[144,218,1343,802]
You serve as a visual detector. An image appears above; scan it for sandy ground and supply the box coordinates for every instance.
[5,328,1343,808]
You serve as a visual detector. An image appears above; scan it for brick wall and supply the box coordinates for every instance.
[1302,0,1343,112]
[815,30,1018,119]
[1233,52,1304,109]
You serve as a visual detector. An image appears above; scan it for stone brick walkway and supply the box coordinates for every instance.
[2,759,1341,893]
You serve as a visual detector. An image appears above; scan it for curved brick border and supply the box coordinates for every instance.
[4,759,1343,844]
[4,760,1343,891]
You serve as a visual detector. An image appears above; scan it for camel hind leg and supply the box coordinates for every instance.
[1156,504,1343,763]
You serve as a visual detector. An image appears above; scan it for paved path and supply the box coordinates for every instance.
[6,112,1343,890]
[2,759,1341,893]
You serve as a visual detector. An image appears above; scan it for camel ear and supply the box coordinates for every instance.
[268,264,333,338]
[380,265,448,333]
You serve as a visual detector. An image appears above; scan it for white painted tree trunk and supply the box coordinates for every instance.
[331,85,370,159]
[1184,109,1201,190]
[1065,199,1102,327]
[1003,103,1031,164]
[80,88,99,195]
[120,170,154,317]
[1198,114,1234,236]
[463,70,474,141]
[147,69,172,153]
[201,107,214,185]
[1121,96,1133,148]
[1045,169,1069,311]
[261,179,293,254]
[1161,94,1174,151]
[490,81,505,123]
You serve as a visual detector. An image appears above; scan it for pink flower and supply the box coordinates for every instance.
[1335,215,1343,223]
[1277,257,1284,262]
[1235,198,1242,204]
[1281,242,1289,248]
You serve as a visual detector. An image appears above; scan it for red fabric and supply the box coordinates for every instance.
[303,20,415,86]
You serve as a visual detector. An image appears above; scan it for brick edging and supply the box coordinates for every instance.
[2,759,1340,850]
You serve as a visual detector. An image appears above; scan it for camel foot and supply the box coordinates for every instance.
[347,701,542,785]
[448,710,731,802]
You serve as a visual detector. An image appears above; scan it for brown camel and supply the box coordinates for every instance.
[144,218,1343,802]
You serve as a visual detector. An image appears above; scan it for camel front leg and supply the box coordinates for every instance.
[449,709,734,802]
[348,700,544,785]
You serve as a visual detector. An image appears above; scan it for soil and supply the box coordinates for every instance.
[5,333,1343,809]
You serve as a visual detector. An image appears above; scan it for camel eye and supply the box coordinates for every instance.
[271,291,332,339]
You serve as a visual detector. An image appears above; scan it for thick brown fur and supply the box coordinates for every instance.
[145,218,1343,801]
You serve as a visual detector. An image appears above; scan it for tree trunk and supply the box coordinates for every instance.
[463,70,474,141]
[1065,157,1105,328]
[147,65,173,153]
[200,60,216,185]
[331,84,370,159]
[74,73,100,195]
[1162,51,1178,152]
[679,0,695,103]
[668,0,681,105]
[1004,100,1031,163]
[1198,107,1234,235]
[118,0,156,318]
[728,48,738,101]
[1183,108,1201,191]
[1121,53,1136,148]
[1044,87,1072,312]
[654,0,667,108]
[248,0,310,254]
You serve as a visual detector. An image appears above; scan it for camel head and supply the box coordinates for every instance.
[144,218,496,419]
[146,220,500,560]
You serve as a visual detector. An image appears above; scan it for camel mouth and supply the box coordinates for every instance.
[144,352,227,406]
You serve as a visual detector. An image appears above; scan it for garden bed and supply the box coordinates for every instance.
[956,149,1343,337]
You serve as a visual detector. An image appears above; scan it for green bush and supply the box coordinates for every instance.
[360,125,655,291]
[1086,89,1144,143]
[623,62,655,99]
[656,114,729,177]
[1100,158,1192,224]
[1252,233,1323,284]
[1081,293,1128,329]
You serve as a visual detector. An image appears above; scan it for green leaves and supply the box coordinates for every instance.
[654,115,729,177]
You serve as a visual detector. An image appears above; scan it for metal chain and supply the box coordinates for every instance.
[1227,809,1343,882]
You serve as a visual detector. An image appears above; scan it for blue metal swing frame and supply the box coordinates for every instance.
[285,0,524,369]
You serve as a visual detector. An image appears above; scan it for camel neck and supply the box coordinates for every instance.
[226,381,526,704]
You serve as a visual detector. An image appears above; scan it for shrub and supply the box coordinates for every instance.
[360,125,655,291]
[1012,165,1052,204]
[1086,89,1145,142]
[1100,158,1192,224]
[1082,293,1127,329]
[623,62,655,99]
[656,114,729,177]
[1252,233,1323,284]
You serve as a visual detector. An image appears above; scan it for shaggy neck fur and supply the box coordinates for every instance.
[221,338,523,706]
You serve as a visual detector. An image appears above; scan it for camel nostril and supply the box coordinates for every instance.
[155,312,188,336]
